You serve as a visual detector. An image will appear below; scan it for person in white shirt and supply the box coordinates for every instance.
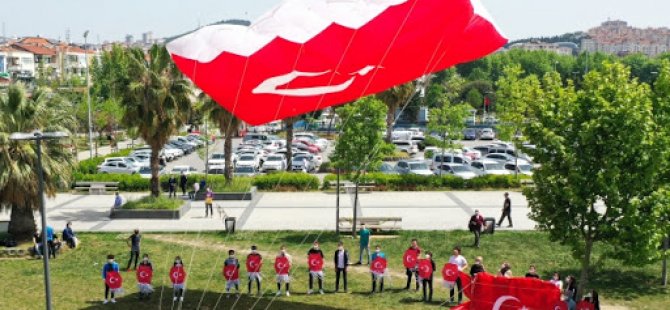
[550,272,563,290]
[447,247,468,305]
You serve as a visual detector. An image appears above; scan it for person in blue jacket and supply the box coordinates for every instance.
[101,254,120,304]
[62,222,76,248]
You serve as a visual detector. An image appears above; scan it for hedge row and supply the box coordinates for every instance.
[74,172,319,192]
[321,172,527,191]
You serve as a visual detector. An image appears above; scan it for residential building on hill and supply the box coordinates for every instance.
[581,20,670,56]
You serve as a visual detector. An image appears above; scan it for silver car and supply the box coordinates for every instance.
[395,160,433,176]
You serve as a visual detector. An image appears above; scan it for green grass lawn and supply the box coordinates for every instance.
[122,196,183,210]
[0,231,667,310]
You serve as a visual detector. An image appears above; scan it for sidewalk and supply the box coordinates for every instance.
[31,190,535,232]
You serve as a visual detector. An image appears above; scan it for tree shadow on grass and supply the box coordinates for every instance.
[556,268,667,300]
[81,287,346,310]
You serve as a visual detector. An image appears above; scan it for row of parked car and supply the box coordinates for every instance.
[96,134,209,177]
[206,132,330,176]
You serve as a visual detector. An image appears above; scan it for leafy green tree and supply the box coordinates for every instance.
[523,63,670,297]
[427,102,471,175]
[0,85,76,240]
[377,82,416,142]
[464,88,484,110]
[202,95,241,183]
[495,64,541,141]
[118,45,192,197]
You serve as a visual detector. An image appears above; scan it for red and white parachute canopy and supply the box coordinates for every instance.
[167,0,507,125]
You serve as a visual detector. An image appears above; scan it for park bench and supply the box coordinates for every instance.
[73,182,119,194]
[328,181,377,193]
[339,217,402,232]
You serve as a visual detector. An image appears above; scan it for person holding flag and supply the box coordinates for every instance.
[418,252,436,302]
[170,256,187,302]
[246,245,263,295]
[307,241,325,295]
[223,250,241,297]
[275,245,292,297]
[136,254,154,300]
[403,239,422,291]
[101,254,121,304]
[448,247,468,305]
[370,245,387,293]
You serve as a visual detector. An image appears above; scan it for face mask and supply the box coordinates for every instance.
[375,250,380,253]
[338,247,343,251]
[281,250,286,255]
[108,259,114,263]
[176,260,182,265]
[143,258,148,262]
[425,255,430,259]
[314,246,319,249]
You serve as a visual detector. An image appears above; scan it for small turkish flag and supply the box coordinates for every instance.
[442,263,459,282]
[577,301,595,310]
[402,249,419,269]
[308,254,324,272]
[169,266,186,284]
[274,256,290,275]
[246,254,262,272]
[105,271,123,290]
[370,257,387,274]
[223,264,239,281]
[417,259,433,279]
[136,265,153,284]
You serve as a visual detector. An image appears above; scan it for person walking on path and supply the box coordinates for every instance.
[179,172,188,196]
[469,210,485,248]
[168,175,177,198]
[333,241,349,292]
[404,239,422,291]
[62,221,76,248]
[205,187,214,218]
[356,223,371,265]
[421,251,436,302]
[448,247,468,305]
[370,245,386,293]
[102,254,120,304]
[307,241,325,295]
[126,229,141,271]
[275,245,292,297]
[497,192,513,228]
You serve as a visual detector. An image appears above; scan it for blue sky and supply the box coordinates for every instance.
[0,0,667,43]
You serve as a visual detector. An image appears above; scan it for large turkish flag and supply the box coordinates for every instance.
[470,273,561,310]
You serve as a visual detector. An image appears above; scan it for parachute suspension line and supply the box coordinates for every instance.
[271,44,305,122]
[248,232,283,309]
[212,229,263,310]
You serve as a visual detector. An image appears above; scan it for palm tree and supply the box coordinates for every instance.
[120,45,192,197]
[0,84,75,240]
[201,94,241,183]
[377,82,416,142]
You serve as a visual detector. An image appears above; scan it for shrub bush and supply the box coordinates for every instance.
[74,173,150,191]
[252,172,319,191]
[321,172,526,191]
[122,196,182,210]
[75,149,133,174]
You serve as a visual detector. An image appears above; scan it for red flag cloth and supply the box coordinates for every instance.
[105,271,123,290]
[417,259,433,279]
[370,257,387,274]
[167,0,507,125]
[246,254,262,272]
[471,273,561,310]
[136,265,153,284]
[442,263,459,282]
[553,301,569,310]
[308,253,324,272]
[403,249,419,269]
[577,301,595,310]
[274,256,291,275]
[169,266,187,285]
[460,271,473,299]
[450,301,472,310]
[223,264,239,281]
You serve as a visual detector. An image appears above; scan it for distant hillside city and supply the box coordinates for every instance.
[0,19,668,85]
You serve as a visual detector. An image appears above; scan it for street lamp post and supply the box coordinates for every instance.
[84,31,94,159]
[10,130,69,310]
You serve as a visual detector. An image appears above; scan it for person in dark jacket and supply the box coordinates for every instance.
[126,229,141,271]
[168,176,177,198]
[421,251,436,302]
[497,192,513,227]
[179,172,188,196]
[469,210,485,248]
[307,241,325,294]
[525,264,540,278]
[62,221,76,248]
[333,241,349,292]
[469,256,485,277]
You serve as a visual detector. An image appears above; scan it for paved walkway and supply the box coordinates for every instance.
[16,190,534,233]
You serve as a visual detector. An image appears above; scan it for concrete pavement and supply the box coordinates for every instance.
[24,190,533,233]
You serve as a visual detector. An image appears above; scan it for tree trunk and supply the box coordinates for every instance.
[149,144,161,197]
[385,103,397,143]
[224,126,234,184]
[8,203,36,241]
[577,237,594,299]
[286,118,294,171]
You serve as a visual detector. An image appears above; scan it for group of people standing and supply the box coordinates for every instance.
[167,173,215,217]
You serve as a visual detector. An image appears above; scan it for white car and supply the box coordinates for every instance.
[138,166,165,179]
[130,154,151,167]
[395,160,433,176]
[170,165,198,175]
[479,128,496,140]
[162,147,183,160]
[98,161,139,174]
[430,153,470,171]
[101,157,142,169]
[236,154,261,169]
[293,151,323,167]
[392,140,418,155]
[208,153,235,167]
[461,147,482,161]
[505,162,534,176]
[470,160,510,176]
[433,164,478,179]
[261,155,286,172]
